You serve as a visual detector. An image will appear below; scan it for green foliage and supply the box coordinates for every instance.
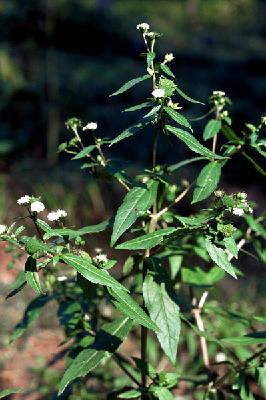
[1,23,266,400]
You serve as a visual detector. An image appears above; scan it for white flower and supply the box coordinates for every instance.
[146,31,155,38]
[17,195,31,205]
[136,22,150,32]
[57,275,68,282]
[94,254,108,263]
[261,116,266,125]
[213,90,225,96]
[248,206,253,214]
[232,207,245,216]
[215,352,227,363]
[83,122,97,131]
[47,209,67,221]
[152,88,165,98]
[164,53,174,63]
[30,201,45,213]
[0,224,7,235]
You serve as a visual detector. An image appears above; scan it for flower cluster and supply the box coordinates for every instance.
[83,122,97,131]
[152,88,165,98]
[17,195,45,213]
[47,209,68,222]
[0,224,7,235]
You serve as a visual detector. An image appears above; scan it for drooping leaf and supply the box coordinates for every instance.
[115,228,177,250]
[109,117,152,146]
[11,295,52,342]
[110,74,150,96]
[203,119,222,141]
[166,125,224,159]
[192,161,222,203]
[111,181,158,246]
[222,331,266,345]
[58,317,133,394]
[61,253,127,291]
[5,271,27,299]
[25,256,42,294]
[164,106,192,131]
[205,240,237,279]
[143,275,180,364]
[72,145,96,160]
[0,388,24,398]
[175,85,204,105]
[160,63,175,78]
[108,288,158,331]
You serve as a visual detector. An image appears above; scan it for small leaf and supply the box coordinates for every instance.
[44,218,112,239]
[115,228,176,250]
[203,119,222,141]
[147,52,155,68]
[222,331,266,345]
[0,388,24,398]
[72,145,96,160]
[175,84,204,105]
[150,386,175,400]
[242,151,266,177]
[181,266,225,286]
[124,102,153,112]
[36,219,52,233]
[110,74,150,96]
[143,275,180,364]
[164,106,192,131]
[58,317,133,394]
[192,161,222,203]
[160,63,175,78]
[61,253,127,291]
[109,117,152,146]
[25,256,43,294]
[108,288,159,331]
[118,389,142,399]
[168,156,207,172]
[205,240,237,279]
[224,236,238,259]
[166,125,224,159]
[111,181,158,246]
[6,272,27,299]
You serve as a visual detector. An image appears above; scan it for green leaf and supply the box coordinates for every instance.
[160,63,175,78]
[124,102,153,112]
[110,74,150,96]
[242,151,266,177]
[222,331,266,345]
[72,145,96,160]
[0,388,24,398]
[115,228,176,250]
[118,390,142,399]
[58,317,133,394]
[175,214,212,227]
[205,240,237,279]
[108,288,158,331]
[36,219,52,233]
[224,236,238,259]
[43,218,112,239]
[181,266,225,286]
[5,271,27,299]
[168,156,207,172]
[245,215,266,240]
[175,84,204,105]
[221,124,241,142]
[111,181,158,246]
[11,296,51,342]
[143,275,180,364]
[166,125,223,159]
[109,117,152,146]
[192,161,222,203]
[147,52,155,68]
[164,106,192,131]
[203,119,222,141]
[150,386,175,400]
[25,256,42,294]
[61,253,127,291]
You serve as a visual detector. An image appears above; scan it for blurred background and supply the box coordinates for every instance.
[0,0,265,398]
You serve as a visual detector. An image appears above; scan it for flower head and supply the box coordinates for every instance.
[152,88,165,98]
[232,207,245,216]
[47,209,67,221]
[213,90,225,96]
[164,53,174,63]
[215,352,227,363]
[83,122,97,131]
[94,254,108,263]
[136,22,150,32]
[30,201,45,213]
[17,195,31,205]
[0,224,7,235]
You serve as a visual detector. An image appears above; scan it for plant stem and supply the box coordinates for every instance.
[141,260,148,391]
[192,291,210,368]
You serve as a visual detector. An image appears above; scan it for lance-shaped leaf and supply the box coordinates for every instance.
[205,240,237,279]
[43,218,112,239]
[0,389,24,398]
[166,125,224,160]
[149,386,175,400]
[160,63,175,78]
[203,119,222,141]
[175,85,204,105]
[72,145,96,160]
[58,317,133,394]
[221,331,266,345]
[124,102,153,112]
[108,288,159,331]
[109,117,152,146]
[143,275,180,364]
[111,181,158,246]
[11,295,52,342]
[115,228,176,250]
[164,106,192,131]
[192,161,222,203]
[61,253,127,291]
[25,256,42,294]
[110,74,150,96]
[168,156,207,172]
[118,389,142,398]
